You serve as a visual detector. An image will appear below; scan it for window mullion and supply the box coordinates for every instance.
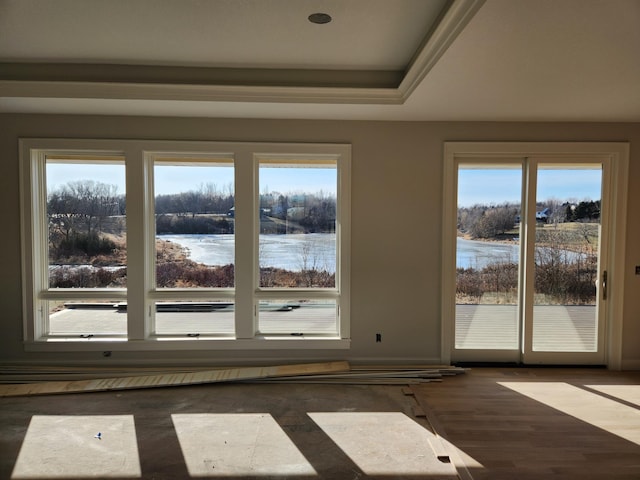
[521,158,538,357]
[234,149,256,339]
[125,147,148,340]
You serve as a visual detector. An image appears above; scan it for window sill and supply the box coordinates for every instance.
[24,337,351,352]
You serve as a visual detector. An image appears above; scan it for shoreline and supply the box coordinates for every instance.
[457,231,519,245]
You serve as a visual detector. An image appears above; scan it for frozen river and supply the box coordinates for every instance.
[161,234,521,272]
[160,233,336,272]
[456,238,520,269]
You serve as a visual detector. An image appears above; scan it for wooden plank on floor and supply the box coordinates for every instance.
[411,384,475,480]
[402,386,415,395]
[246,378,436,385]
[0,361,350,397]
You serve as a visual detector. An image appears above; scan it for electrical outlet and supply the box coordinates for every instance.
[376,333,382,343]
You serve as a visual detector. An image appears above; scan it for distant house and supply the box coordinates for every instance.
[516,208,550,223]
[227,206,270,218]
[536,207,550,222]
[287,206,305,220]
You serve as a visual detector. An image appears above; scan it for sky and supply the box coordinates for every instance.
[46,162,600,205]
[458,167,602,207]
[46,163,338,196]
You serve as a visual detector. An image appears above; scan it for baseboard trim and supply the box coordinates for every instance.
[621,359,640,371]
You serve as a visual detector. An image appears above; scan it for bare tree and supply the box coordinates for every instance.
[47,180,121,257]
[468,205,517,238]
[49,180,120,232]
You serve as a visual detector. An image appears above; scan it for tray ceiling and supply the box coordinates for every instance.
[0,0,639,121]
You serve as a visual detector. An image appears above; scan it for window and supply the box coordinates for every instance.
[257,157,339,335]
[20,140,351,350]
[152,155,236,337]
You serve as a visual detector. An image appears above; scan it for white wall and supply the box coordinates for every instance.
[1,114,638,367]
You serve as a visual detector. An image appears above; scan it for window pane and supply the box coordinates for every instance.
[154,160,234,288]
[46,159,126,288]
[154,301,234,336]
[455,165,521,350]
[48,300,127,336]
[258,299,338,335]
[258,162,337,288]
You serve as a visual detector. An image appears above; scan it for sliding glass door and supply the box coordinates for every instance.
[443,143,628,366]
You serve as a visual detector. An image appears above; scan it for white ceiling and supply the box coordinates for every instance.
[1,0,639,121]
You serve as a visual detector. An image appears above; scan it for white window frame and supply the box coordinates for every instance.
[20,139,351,351]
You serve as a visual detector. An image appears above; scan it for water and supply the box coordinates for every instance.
[160,233,336,273]
[163,233,503,272]
[456,238,520,269]
[456,238,588,269]
[161,234,584,273]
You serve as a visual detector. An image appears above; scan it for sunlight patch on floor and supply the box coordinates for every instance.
[586,385,640,407]
[308,412,458,477]
[12,415,141,479]
[499,382,640,445]
[171,413,317,477]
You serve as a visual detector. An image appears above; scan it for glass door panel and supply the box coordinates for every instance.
[455,164,522,353]
[529,164,603,357]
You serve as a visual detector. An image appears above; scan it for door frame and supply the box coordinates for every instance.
[441,142,629,368]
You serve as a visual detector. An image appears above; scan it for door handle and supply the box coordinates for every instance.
[602,270,607,301]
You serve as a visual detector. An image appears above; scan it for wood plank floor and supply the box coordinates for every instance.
[411,367,640,480]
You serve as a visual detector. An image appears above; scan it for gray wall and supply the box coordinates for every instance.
[1,114,639,367]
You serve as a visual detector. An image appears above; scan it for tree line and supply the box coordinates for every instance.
[458,200,601,239]
[155,182,234,216]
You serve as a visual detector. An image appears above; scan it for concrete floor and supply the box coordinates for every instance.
[1,383,457,480]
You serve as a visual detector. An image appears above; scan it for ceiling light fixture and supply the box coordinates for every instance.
[308,13,332,24]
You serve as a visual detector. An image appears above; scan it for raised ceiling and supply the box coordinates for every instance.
[1,0,639,121]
